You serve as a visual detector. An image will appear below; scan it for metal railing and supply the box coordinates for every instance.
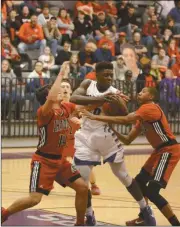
[1,77,180,137]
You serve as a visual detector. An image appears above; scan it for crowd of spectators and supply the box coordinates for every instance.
[1,0,180,120]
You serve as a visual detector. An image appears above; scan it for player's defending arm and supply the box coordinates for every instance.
[81,110,140,125]
[41,64,68,116]
[70,79,106,105]
[110,125,141,145]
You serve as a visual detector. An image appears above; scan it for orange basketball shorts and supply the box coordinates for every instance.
[143,144,180,188]
[29,153,80,195]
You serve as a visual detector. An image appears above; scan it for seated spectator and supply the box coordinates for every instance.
[141,5,155,26]
[63,54,86,80]
[57,8,74,43]
[1,59,25,120]
[17,5,31,24]
[18,15,46,55]
[164,17,178,36]
[121,43,145,93]
[6,9,22,45]
[115,32,128,56]
[55,41,72,66]
[2,0,15,25]
[78,42,97,74]
[142,14,160,57]
[120,70,136,111]
[26,61,49,118]
[93,11,116,41]
[159,69,178,117]
[20,0,42,15]
[73,10,93,45]
[144,64,157,88]
[2,34,32,81]
[94,41,114,62]
[38,46,55,76]
[74,1,93,19]
[116,0,129,19]
[167,38,180,67]
[130,31,148,60]
[37,4,53,27]
[168,1,180,34]
[103,0,118,24]
[152,47,170,74]
[98,30,115,56]
[112,55,127,80]
[150,60,161,83]
[171,55,180,78]
[161,28,173,50]
[43,17,62,56]
[118,3,139,41]
[91,0,102,16]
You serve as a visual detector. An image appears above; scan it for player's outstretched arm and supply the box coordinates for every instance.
[110,126,141,145]
[41,63,68,115]
[81,109,141,125]
[70,79,106,105]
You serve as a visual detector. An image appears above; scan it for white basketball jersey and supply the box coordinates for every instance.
[82,80,118,129]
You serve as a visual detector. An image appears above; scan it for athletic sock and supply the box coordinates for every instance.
[137,198,147,209]
[161,204,180,226]
[86,189,93,216]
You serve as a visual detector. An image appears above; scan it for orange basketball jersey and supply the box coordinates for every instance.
[135,103,176,149]
[37,102,76,156]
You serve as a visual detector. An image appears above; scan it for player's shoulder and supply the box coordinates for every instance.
[138,103,159,111]
[62,102,76,114]
[80,79,93,89]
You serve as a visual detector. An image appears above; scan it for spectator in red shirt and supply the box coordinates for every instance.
[98,30,115,56]
[171,55,180,77]
[167,38,180,67]
[74,1,93,19]
[103,0,118,24]
[91,0,102,16]
[142,14,159,57]
[18,15,46,55]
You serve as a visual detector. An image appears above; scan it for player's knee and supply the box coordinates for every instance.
[75,182,88,195]
[29,193,42,207]
[112,169,132,187]
[135,168,150,186]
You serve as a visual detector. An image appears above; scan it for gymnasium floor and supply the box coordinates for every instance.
[2,147,180,226]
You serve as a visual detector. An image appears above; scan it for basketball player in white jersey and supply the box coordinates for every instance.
[70,62,156,226]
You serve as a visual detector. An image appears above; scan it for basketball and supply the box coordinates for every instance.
[102,95,128,116]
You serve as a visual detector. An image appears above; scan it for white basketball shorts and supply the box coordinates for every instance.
[74,124,124,166]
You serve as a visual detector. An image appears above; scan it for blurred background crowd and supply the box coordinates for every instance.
[1,0,180,123]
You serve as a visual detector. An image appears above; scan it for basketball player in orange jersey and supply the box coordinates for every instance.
[82,87,180,226]
[1,65,88,226]
[60,79,101,196]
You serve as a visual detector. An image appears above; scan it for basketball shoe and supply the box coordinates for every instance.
[126,206,156,226]
[85,211,96,226]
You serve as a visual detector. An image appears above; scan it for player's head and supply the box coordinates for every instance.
[95,62,113,90]
[137,87,158,105]
[59,79,72,102]
[36,84,52,105]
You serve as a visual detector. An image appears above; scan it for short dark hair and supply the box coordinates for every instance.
[95,62,113,73]
[61,79,71,86]
[50,16,57,21]
[36,84,52,105]
[147,87,158,101]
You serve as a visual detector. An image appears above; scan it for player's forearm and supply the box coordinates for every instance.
[110,128,131,145]
[70,95,105,105]
[92,115,129,124]
[48,71,64,100]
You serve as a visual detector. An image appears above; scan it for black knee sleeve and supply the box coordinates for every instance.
[87,189,92,208]
[146,181,168,210]
[135,168,151,196]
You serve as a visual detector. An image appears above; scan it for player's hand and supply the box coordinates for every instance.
[70,117,81,125]
[80,109,96,120]
[116,91,130,102]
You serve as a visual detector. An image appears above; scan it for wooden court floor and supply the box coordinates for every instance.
[2,147,180,226]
